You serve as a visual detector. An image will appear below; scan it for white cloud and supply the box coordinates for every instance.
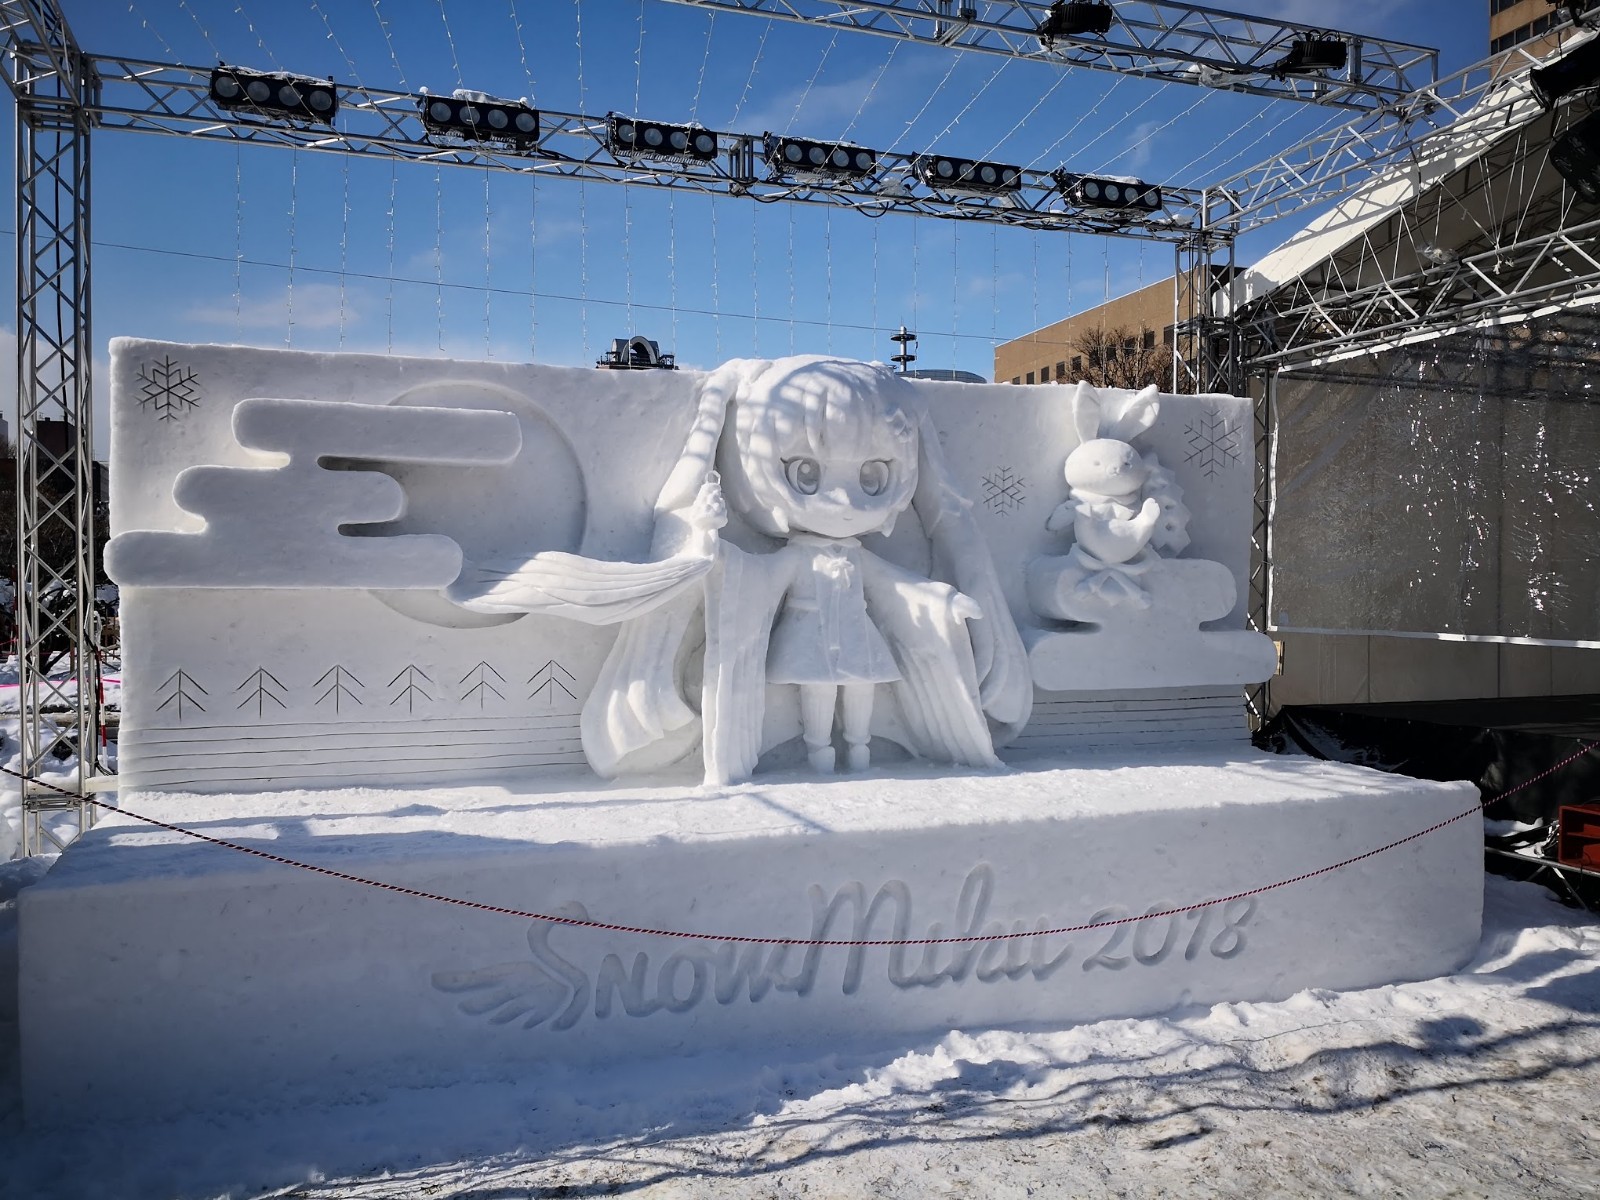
[1105,119,1163,177]
[183,281,362,333]
[737,58,941,139]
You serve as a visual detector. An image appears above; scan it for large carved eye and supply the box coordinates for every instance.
[859,460,891,496]
[784,457,821,495]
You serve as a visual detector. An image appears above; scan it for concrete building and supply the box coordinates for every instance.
[1491,0,1567,58]
[992,277,1177,386]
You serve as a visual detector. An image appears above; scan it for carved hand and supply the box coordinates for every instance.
[1044,501,1076,535]
[688,474,728,533]
[952,591,984,623]
[683,473,728,557]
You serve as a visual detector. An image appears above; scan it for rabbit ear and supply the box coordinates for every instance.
[1108,384,1160,443]
[1070,382,1101,444]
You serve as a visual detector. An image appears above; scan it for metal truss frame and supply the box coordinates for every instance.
[2,0,103,853]
[1278,309,1600,401]
[1209,33,1581,234]
[1238,106,1600,371]
[656,0,1438,110]
[84,53,1205,243]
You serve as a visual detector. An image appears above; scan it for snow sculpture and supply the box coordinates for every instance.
[451,356,1033,785]
[1027,381,1276,690]
[107,397,521,588]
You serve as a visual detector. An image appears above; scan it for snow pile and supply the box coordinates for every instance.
[2,872,1595,1199]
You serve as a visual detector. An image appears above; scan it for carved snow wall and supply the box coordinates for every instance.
[107,340,1265,793]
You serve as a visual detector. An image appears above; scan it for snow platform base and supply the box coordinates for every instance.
[20,752,1483,1123]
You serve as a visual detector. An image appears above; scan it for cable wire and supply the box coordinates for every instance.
[785,29,842,135]
[231,0,281,71]
[125,1,177,59]
[369,0,410,90]
[436,0,464,90]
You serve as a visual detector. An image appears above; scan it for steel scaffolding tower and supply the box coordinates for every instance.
[1,0,102,852]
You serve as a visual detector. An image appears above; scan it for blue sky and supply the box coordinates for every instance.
[4,1,1489,437]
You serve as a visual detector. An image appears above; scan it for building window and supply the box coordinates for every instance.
[1143,329,1156,351]
[1103,345,1115,362]
[1011,376,1021,385]
[1026,371,1035,384]
[1495,12,1558,52]
[1162,325,1176,346]
[1124,338,1138,357]
[1056,361,1066,379]
[1071,355,1082,375]
[1040,364,1051,382]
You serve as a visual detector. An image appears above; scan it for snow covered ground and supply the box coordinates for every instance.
[2,867,1597,1200]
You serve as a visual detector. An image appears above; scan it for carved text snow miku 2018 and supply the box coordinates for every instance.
[433,864,1258,1032]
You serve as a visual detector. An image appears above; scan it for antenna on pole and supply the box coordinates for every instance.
[890,324,917,373]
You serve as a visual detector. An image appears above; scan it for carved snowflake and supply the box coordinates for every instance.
[981,466,1028,516]
[1184,404,1242,479]
[137,356,201,422]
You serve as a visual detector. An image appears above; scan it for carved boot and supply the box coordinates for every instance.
[807,742,836,773]
[846,740,870,772]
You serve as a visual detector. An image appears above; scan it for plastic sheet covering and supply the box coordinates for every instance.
[1271,310,1600,644]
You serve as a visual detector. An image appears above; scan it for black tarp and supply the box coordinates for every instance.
[1258,694,1600,823]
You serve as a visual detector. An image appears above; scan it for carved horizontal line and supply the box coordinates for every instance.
[124,736,586,763]
[133,713,583,735]
[125,721,582,746]
[1017,712,1243,729]
[122,744,584,770]
[120,754,589,787]
[1012,722,1241,742]
[123,724,583,744]
[1008,733,1245,752]
[1032,697,1240,713]
[1019,713,1244,730]
[1024,707,1242,724]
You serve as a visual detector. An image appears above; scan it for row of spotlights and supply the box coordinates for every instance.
[765,135,876,178]
[609,115,718,161]
[210,67,338,123]
[204,70,1167,219]
[420,94,540,146]
[917,154,1024,194]
[1053,172,1164,213]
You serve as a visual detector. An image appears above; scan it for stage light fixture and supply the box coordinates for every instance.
[419,91,540,148]
[1054,171,1164,215]
[210,66,338,124]
[608,115,718,162]
[1531,37,1600,109]
[763,135,876,179]
[916,154,1023,195]
[1036,1,1115,46]
[1551,109,1600,203]
[1273,34,1349,75]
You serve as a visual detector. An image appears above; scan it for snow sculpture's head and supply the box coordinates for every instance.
[1064,439,1147,501]
[1063,381,1161,501]
[720,357,919,540]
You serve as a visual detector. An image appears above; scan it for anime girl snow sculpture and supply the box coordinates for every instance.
[450,356,1032,786]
